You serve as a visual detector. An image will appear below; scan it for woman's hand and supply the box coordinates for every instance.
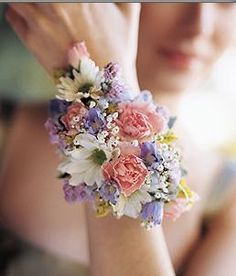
[6,3,140,88]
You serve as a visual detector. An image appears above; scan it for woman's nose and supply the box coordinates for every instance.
[184,3,215,38]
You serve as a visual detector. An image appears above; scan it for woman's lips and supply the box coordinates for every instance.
[159,47,202,70]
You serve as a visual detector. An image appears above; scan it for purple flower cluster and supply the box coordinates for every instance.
[103,62,130,103]
[105,81,130,103]
[63,181,96,203]
[104,62,120,81]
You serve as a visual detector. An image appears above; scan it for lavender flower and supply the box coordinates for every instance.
[63,182,96,203]
[104,80,130,103]
[104,62,120,81]
[99,180,120,204]
[141,201,164,225]
[45,118,69,151]
[141,142,163,169]
[45,118,59,144]
[85,107,106,134]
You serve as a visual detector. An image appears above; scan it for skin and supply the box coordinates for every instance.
[1,3,236,275]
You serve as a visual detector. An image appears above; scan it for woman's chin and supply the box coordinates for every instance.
[144,73,200,95]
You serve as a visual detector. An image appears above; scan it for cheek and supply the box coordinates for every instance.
[140,4,182,43]
[138,4,182,74]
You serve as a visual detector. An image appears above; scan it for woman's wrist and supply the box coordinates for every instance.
[85,202,175,276]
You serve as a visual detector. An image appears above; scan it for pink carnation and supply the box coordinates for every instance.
[61,102,87,131]
[103,154,149,197]
[116,102,166,141]
[68,41,90,69]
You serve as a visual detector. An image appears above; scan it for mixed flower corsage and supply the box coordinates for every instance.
[46,42,198,229]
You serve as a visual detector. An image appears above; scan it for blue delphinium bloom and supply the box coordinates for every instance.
[85,107,106,135]
[141,142,163,169]
[141,201,164,225]
[98,180,120,204]
[49,99,70,119]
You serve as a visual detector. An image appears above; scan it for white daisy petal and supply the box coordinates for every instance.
[76,134,97,149]
[71,148,91,160]
[84,165,97,186]
[113,195,126,216]
[58,160,71,173]
[75,160,93,173]
[70,173,86,186]
[95,169,104,187]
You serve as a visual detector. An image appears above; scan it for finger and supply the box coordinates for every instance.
[8,3,38,23]
[5,6,28,41]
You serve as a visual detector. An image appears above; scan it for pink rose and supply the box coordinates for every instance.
[68,41,90,69]
[116,102,166,141]
[103,154,149,197]
[61,102,87,131]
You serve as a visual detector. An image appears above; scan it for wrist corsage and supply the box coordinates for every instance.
[46,42,198,229]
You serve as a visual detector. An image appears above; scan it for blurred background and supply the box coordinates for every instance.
[0,2,236,275]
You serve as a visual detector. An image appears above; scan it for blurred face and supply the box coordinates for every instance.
[137,3,236,94]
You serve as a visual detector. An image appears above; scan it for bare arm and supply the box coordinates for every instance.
[86,204,175,276]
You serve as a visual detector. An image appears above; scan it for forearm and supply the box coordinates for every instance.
[0,105,90,263]
[85,204,175,276]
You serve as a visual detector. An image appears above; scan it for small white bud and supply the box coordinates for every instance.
[89,101,96,108]
[131,140,139,147]
[83,93,90,98]
[73,116,80,123]
[112,126,119,135]
[101,130,109,137]
[112,112,119,119]
[73,135,80,145]
[106,115,113,122]
[157,164,164,171]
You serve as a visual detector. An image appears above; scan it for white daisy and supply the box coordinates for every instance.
[112,186,152,218]
[59,134,111,187]
[56,57,103,102]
